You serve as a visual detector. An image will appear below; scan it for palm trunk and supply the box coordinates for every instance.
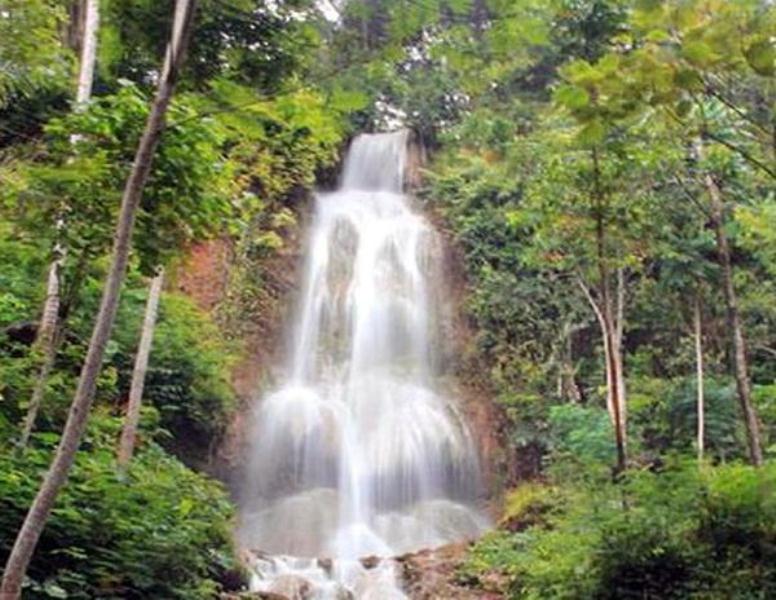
[0,3,197,596]
[117,269,164,468]
[694,293,705,462]
[705,173,763,466]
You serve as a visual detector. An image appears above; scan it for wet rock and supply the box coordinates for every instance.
[330,584,355,600]
[360,555,380,569]
[317,557,333,574]
[396,542,505,599]
[267,574,312,600]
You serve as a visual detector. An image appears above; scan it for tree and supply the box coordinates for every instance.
[74,0,99,109]
[694,291,705,461]
[18,257,61,449]
[19,0,100,449]
[615,0,773,465]
[0,1,198,596]
[704,166,763,465]
[0,0,72,145]
[117,268,164,468]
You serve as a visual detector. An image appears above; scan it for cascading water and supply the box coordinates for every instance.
[238,130,488,599]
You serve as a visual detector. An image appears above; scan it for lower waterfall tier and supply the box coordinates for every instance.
[238,378,488,559]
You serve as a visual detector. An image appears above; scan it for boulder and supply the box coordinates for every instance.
[267,574,312,600]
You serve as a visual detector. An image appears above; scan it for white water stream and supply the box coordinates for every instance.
[238,130,488,599]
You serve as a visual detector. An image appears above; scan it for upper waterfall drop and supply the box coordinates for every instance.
[238,130,488,598]
[340,130,409,192]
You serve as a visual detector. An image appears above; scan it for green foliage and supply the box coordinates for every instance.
[0,412,240,599]
[466,461,776,599]
[501,481,560,526]
[0,248,238,462]
[0,0,354,596]
[459,530,525,590]
[111,290,238,460]
[101,0,322,92]
[0,0,72,144]
[0,223,47,327]
[6,82,232,273]
[0,0,70,100]
[2,0,776,595]
[421,0,776,476]
[549,403,615,464]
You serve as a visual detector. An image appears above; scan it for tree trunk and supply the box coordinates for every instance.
[0,3,197,597]
[694,293,705,462]
[75,0,98,106]
[470,0,490,39]
[117,269,164,468]
[18,261,61,448]
[705,173,763,466]
[578,276,627,473]
[20,0,100,448]
[614,267,627,438]
[603,294,626,474]
[590,148,627,473]
[558,321,582,403]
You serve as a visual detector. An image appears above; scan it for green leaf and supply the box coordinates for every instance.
[745,39,775,76]
[330,86,370,113]
[681,41,718,66]
[578,119,606,145]
[555,85,590,110]
[42,581,68,599]
[674,68,704,91]
[675,98,693,117]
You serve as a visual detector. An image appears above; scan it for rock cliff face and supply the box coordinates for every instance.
[174,239,231,314]
[169,196,307,484]
[406,130,506,506]
[406,135,510,498]
[431,223,508,506]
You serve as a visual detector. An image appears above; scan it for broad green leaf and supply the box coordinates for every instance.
[745,39,775,76]
[555,85,590,111]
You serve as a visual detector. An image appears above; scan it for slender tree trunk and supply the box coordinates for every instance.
[578,276,627,473]
[20,0,100,448]
[75,0,98,106]
[590,148,627,473]
[694,293,705,462]
[117,269,164,468]
[19,261,61,448]
[0,3,197,597]
[558,321,581,403]
[598,288,627,472]
[470,0,490,39]
[67,0,84,52]
[614,267,627,435]
[705,173,763,466]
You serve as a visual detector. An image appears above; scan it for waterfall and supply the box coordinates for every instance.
[238,130,488,599]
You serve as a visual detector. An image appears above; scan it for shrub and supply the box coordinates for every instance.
[111,290,238,463]
[0,412,241,599]
[465,462,776,599]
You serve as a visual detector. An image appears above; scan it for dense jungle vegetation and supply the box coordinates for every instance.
[0,0,774,598]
